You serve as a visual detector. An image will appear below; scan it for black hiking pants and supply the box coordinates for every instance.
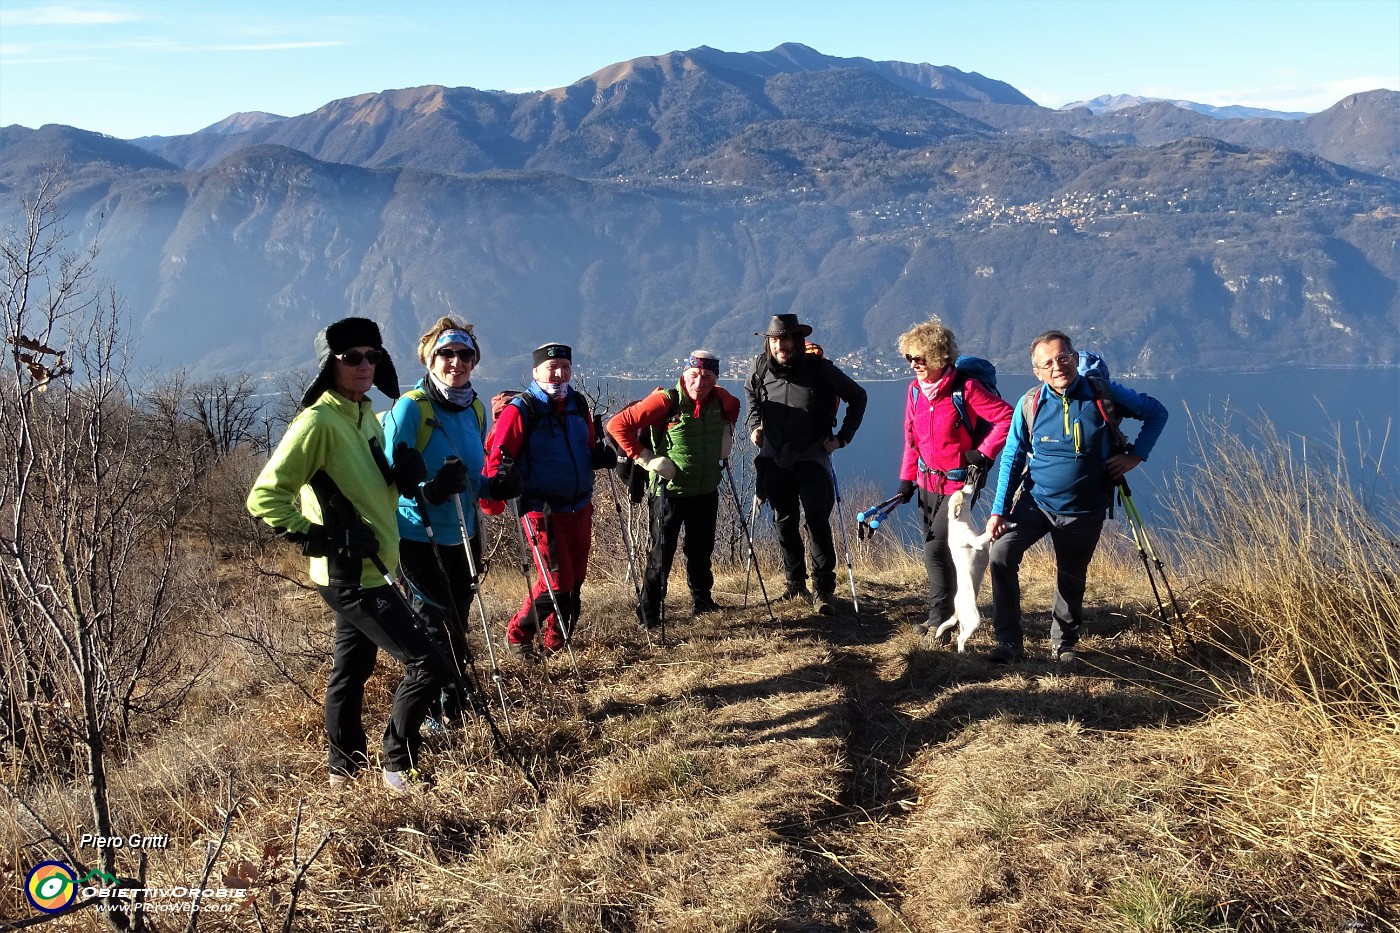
[762,458,837,593]
[399,537,480,721]
[317,583,452,776]
[918,488,957,625]
[641,489,719,616]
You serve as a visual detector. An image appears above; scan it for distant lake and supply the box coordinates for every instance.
[482,367,1398,534]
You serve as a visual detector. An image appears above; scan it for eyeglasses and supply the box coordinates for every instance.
[1033,353,1077,373]
[435,348,475,362]
[904,354,927,365]
[335,349,382,366]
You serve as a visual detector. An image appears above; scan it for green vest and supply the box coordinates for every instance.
[653,381,726,497]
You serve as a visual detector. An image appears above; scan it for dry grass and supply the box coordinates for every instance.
[3,417,1397,931]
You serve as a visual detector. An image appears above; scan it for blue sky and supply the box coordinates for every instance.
[1,0,1397,138]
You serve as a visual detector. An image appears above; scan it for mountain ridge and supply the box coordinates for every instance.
[1,45,1395,380]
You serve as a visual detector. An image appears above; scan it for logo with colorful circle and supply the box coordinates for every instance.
[25,861,77,914]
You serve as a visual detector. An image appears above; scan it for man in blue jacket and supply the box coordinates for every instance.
[985,330,1168,664]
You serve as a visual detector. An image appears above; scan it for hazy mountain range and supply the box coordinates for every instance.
[1060,94,1310,121]
[1,42,1396,380]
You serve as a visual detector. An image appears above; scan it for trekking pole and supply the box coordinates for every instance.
[827,461,861,617]
[516,503,586,692]
[724,461,776,622]
[603,469,644,599]
[412,483,478,674]
[366,553,542,797]
[742,495,761,608]
[655,479,670,645]
[307,470,538,794]
[1117,480,1189,653]
[409,486,483,739]
[451,493,514,738]
[856,494,904,541]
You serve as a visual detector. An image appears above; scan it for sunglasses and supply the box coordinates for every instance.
[334,349,382,366]
[435,347,476,362]
[904,354,927,365]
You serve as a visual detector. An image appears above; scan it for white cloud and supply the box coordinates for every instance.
[1,5,142,27]
[203,41,346,52]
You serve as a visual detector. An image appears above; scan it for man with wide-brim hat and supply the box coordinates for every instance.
[745,312,867,616]
[756,313,813,340]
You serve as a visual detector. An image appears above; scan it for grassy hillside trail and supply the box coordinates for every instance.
[12,542,1391,933]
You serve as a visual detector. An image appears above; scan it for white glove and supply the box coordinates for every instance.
[720,423,734,459]
[639,455,679,481]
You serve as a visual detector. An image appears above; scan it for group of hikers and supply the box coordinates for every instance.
[246,311,1168,790]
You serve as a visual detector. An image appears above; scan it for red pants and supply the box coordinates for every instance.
[507,504,593,650]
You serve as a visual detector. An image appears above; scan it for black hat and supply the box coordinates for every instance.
[533,343,572,366]
[757,313,813,338]
[300,317,400,408]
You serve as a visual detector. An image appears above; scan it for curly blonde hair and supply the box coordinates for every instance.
[416,316,480,367]
[897,318,958,369]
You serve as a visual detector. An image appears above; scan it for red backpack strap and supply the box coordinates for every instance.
[1021,385,1040,442]
[1085,376,1130,453]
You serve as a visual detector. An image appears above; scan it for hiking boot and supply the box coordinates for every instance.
[1055,649,1079,666]
[507,639,536,661]
[692,595,723,615]
[911,621,931,636]
[779,583,811,602]
[382,767,428,792]
[636,604,660,630]
[812,589,834,616]
[328,772,352,789]
[988,642,1024,664]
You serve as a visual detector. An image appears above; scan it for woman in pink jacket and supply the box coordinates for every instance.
[896,318,1013,637]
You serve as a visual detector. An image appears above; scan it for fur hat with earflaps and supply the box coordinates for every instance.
[300,317,400,408]
[757,313,813,338]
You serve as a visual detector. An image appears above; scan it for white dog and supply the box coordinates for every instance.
[932,486,994,652]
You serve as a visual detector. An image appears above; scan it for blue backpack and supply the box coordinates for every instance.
[950,355,1000,442]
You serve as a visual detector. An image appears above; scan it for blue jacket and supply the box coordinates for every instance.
[383,381,487,544]
[510,382,594,512]
[991,375,1168,517]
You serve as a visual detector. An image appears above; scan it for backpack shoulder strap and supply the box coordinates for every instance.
[951,372,971,432]
[471,397,486,435]
[403,387,435,452]
[1021,385,1041,442]
[1085,376,1130,453]
[508,393,540,435]
[647,387,680,453]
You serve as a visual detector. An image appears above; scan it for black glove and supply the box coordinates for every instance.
[591,442,617,471]
[487,468,522,501]
[964,450,992,471]
[391,443,428,496]
[422,457,469,505]
[298,521,378,559]
[898,479,917,504]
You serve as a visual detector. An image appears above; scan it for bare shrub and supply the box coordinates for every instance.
[0,173,215,921]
